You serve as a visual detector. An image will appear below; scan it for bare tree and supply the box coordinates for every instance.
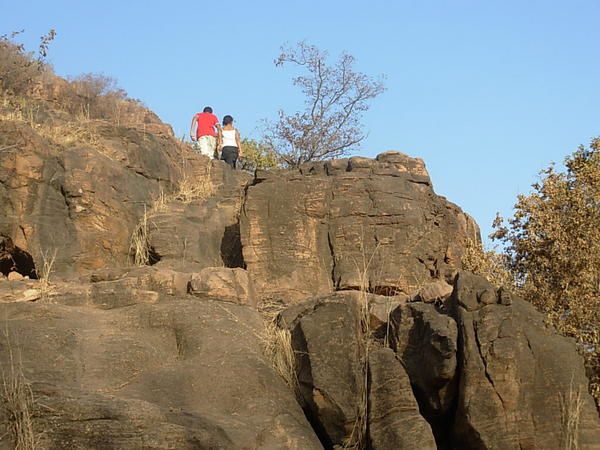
[265,42,385,167]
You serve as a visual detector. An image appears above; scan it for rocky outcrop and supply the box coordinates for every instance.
[0,119,251,280]
[0,120,181,277]
[450,272,600,450]
[241,152,479,304]
[0,277,321,449]
[1,89,599,449]
[272,273,600,449]
[147,157,250,269]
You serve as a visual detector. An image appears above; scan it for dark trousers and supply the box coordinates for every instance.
[221,146,239,169]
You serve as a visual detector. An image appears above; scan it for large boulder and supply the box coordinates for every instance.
[0,291,322,449]
[368,347,437,450]
[241,152,479,304]
[450,272,600,450]
[188,267,257,307]
[278,290,445,449]
[390,302,458,423]
[278,291,364,448]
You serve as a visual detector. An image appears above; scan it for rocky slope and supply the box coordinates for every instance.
[1,104,599,449]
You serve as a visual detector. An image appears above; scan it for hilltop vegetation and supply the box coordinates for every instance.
[0,30,171,144]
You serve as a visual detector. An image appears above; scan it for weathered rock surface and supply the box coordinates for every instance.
[368,347,437,450]
[189,267,257,307]
[0,120,181,277]
[279,291,365,448]
[391,302,459,421]
[450,272,600,450]
[415,278,454,303]
[0,120,249,280]
[241,152,479,304]
[272,275,600,450]
[0,289,321,449]
[147,157,250,269]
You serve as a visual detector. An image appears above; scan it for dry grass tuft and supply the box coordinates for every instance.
[37,248,57,301]
[129,206,150,267]
[261,320,298,392]
[37,122,100,148]
[560,377,583,450]
[258,297,287,323]
[0,330,37,449]
[344,239,380,449]
[150,189,169,214]
[173,164,214,203]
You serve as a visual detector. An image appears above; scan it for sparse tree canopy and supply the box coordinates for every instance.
[265,42,385,168]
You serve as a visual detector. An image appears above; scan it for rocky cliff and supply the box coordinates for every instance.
[1,104,599,449]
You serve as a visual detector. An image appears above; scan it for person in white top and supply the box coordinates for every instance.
[217,115,243,169]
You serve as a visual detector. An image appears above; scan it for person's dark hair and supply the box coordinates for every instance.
[203,106,213,113]
[223,115,234,126]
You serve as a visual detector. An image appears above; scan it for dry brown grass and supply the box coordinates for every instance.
[560,377,583,450]
[0,330,37,449]
[0,96,102,150]
[344,240,380,450]
[173,163,214,203]
[36,248,57,302]
[129,206,150,267]
[261,320,298,392]
[37,122,100,148]
[150,189,169,214]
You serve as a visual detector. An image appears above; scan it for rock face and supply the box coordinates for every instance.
[0,120,180,277]
[391,301,459,423]
[241,152,479,303]
[279,291,364,447]
[273,275,600,450]
[0,120,249,280]
[368,347,437,450]
[147,156,251,269]
[0,282,321,449]
[450,272,600,450]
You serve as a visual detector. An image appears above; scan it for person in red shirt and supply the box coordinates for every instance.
[189,106,221,158]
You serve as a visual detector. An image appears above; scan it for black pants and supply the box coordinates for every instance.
[221,146,239,169]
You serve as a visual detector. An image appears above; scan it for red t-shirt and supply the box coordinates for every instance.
[195,112,219,138]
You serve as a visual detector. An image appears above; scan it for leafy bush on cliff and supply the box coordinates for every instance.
[461,239,513,289]
[239,138,278,172]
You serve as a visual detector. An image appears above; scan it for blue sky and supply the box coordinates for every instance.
[2,0,599,242]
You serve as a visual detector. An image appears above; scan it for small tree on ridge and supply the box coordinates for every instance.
[265,42,385,167]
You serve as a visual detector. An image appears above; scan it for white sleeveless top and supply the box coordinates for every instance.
[221,129,237,148]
